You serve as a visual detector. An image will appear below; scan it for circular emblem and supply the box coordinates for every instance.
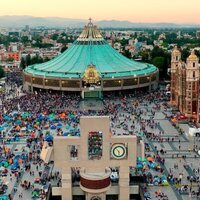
[111,144,127,159]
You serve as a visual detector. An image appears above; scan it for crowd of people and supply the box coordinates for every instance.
[1,82,200,200]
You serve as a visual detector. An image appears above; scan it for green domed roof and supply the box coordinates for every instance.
[24,21,157,79]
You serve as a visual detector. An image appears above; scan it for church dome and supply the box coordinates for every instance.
[172,46,181,55]
[188,50,198,61]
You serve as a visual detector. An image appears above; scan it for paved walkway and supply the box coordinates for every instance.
[142,110,200,200]
[1,90,200,200]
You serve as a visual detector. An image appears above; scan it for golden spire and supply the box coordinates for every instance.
[77,19,104,42]
[188,49,198,61]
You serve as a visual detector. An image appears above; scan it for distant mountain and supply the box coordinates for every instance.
[0,15,199,28]
[0,15,87,28]
[96,20,182,28]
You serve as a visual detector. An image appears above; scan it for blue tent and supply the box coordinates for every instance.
[137,157,142,161]
[22,113,31,119]
[0,194,8,200]
[75,132,80,136]
[160,175,167,181]
[0,127,4,131]
[10,163,19,170]
[14,155,20,163]
[153,176,160,185]
[4,116,11,121]
[15,120,22,125]
[50,125,56,130]
[20,154,27,160]
[144,192,150,198]
[45,135,54,142]
[149,163,157,169]
[27,125,32,130]
[2,123,8,128]
[57,123,62,127]
[63,132,69,136]
[39,114,45,120]
[136,163,143,169]
[48,114,56,120]
[70,128,76,132]
[0,160,7,167]
[66,125,70,129]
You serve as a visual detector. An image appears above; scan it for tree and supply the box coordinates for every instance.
[60,46,68,53]
[21,36,29,44]
[152,56,165,79]
[31,55,44,65]
[51,34,59,41]
[151,46,164,58]
[20,57,26,69]
[6,57,14,62]
[120,39,128,46]
[0,66,5,78]
[195,50,200,59]
[152,57,165,68]
[181,48,190,62]
[44,57,50,62]
[140,50,150,62]
[123,50,131,58]
[26,54,31,66]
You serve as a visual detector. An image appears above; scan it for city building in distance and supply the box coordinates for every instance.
[171,47,200,123]
[23,20,158,98]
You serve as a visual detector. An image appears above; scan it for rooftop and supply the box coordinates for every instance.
[24,20,157,79]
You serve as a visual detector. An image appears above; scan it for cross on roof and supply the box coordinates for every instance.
[89,17,92,24]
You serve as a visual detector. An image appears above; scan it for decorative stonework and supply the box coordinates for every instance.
[82,65,100,84]
[170,47,200,122]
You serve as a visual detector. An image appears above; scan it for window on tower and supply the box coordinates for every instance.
[88,131,103,160]
[193,62,195,67]
[69,145,79,160]
[193,71,195,78]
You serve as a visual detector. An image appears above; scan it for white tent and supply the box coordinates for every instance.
[188,128,200,137]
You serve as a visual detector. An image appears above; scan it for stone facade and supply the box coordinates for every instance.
[41,116,144,200]
[171,47,200,123]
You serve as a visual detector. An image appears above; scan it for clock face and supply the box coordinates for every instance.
[111,144,127,159]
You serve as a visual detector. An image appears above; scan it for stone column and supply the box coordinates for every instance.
[119,166,129,200]
[61,172,72,200]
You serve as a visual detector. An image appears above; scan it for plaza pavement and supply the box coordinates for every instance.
[1,94,200,200]
[140,107,200,200]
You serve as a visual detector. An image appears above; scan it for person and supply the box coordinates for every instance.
[8,194,12,200]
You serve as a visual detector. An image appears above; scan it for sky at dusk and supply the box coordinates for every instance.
[0,0,200,23]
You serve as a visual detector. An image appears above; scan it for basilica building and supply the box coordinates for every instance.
[23,20,158,98]
[171,47,200,123]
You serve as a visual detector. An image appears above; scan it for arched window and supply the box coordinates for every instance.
[193,71,195,78]
[193,62,195,67]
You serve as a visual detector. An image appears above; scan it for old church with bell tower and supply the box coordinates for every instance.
[170,47,200,123]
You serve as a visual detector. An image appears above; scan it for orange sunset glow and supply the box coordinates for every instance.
[0,0,200,23]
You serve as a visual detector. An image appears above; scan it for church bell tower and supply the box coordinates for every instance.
[171,46,181,104]
[185,50,199,119]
